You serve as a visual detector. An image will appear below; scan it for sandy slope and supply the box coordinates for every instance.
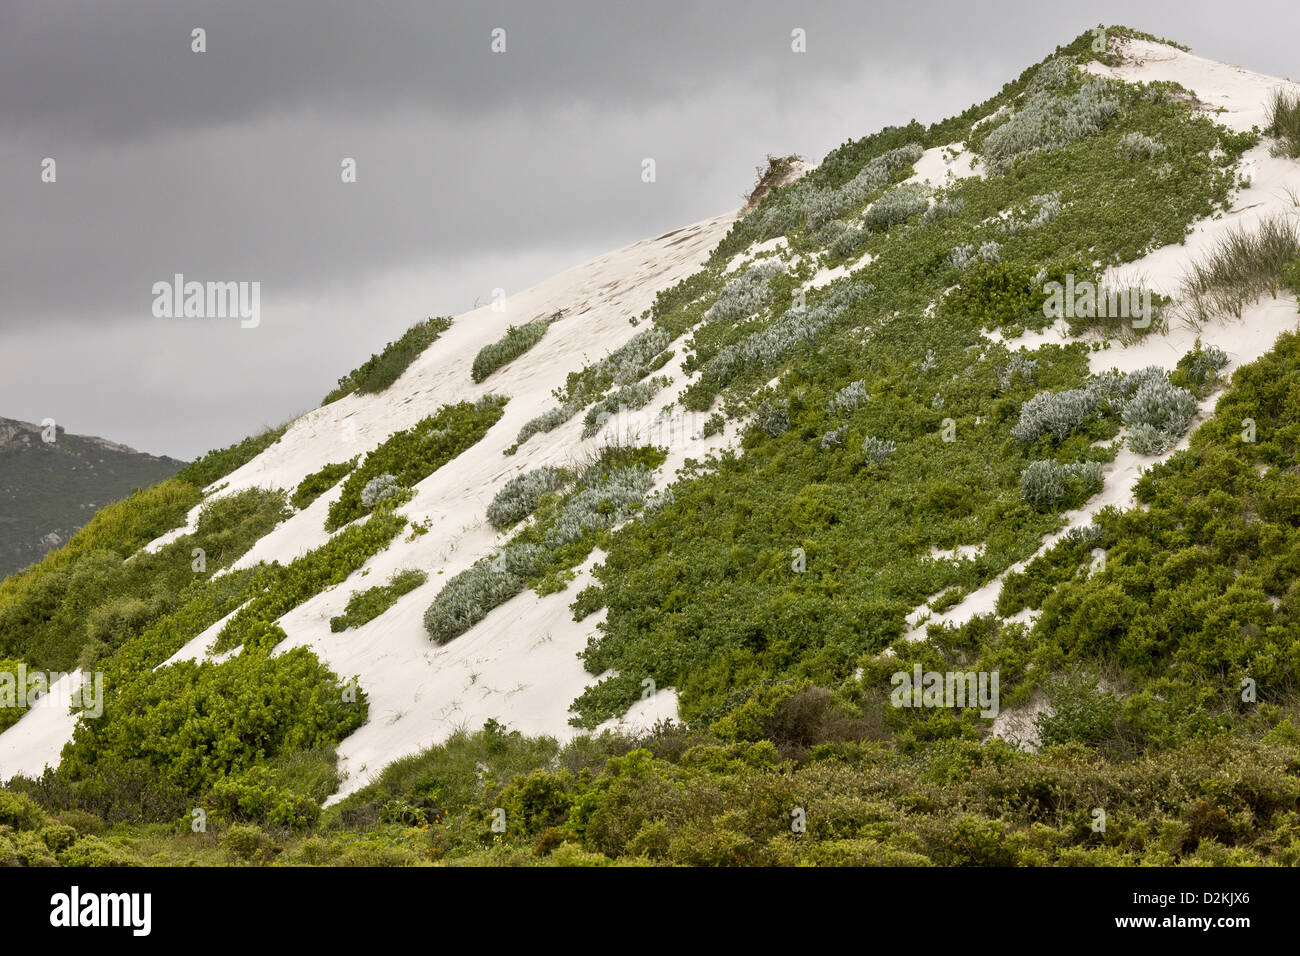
[4,37,1300,786]
[0,211,735,788]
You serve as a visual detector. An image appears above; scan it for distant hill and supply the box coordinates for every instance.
[0,417,185,579]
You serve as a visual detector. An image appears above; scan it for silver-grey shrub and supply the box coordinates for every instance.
[643,486,675,515]
[1001,192,1063,234]
[707,282,872,385]
[1031,192,1063,225]
[997,353,1039,392]
[1117,131,1167,161]
[512,402,582,450]
[485,465,570,530]
[544,465,655,548]
[981,78,1121,172]
[1121,377,1198,442]
[423,542,544,644]
[949,241,1002,269]
[862,183,930,232]
[580,376,670,439]
[1020,459,1103,508]
[819,428,845,450]
[1084,365,1165,411]
[1126,422,1172,456]
[706,261,784,324]
[602,327,673,386]
[1011,388,1097,443]
[1025,55,1079,96]
[759,143,923,236]
[922,197,965,225]
[360,473,403,508]
[1181,344,1230,391]
[861,436,895,463]
[753,399,790,437]
[830,225,868,258]
[828,379,869,415]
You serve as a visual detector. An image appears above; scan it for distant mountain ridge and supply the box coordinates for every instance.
[0,417,185,578]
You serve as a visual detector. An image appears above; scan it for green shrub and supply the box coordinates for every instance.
[0,790,47,831]
[570,585,605,621]
[214,510,406,653]
[208,766,322,831]
[946,261,1058,330]
[700,412,725,437]
[291,459,357,510]
[38,823,79,853]
[324,316,453,403]
[327,396,507,530]
[55,647,365,820]
[1034,677,1126,749]
[498,769,574,836]
[472,318,550,383]
[0,486,287,672]
[1171,342,1229,397]
[176,425,289,489]
[55,837,140,867]
[220,823,280,863]
[330,569,428,632]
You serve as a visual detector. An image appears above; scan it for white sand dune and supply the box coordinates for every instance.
[4,36,1299,789]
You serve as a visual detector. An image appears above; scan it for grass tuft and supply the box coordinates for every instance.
[1178,216,1300,323]
[1265,87,1300,158]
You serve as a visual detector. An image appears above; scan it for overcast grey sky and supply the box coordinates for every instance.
[2,0,1297,459]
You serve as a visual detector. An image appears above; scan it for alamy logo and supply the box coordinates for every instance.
[890,665,1000,718]
[0,665,103,718]
[49,886,151,936]
[1042,274,1151,328]
[152,273,260,328]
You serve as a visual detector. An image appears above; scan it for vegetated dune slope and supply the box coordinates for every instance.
[0,210,737,797]
[2,34,1298,803]
[907,38,1300,653]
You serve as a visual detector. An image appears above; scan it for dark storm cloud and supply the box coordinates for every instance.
[2,0,1297,458]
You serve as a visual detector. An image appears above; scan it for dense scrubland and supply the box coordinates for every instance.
[4,26,1300,866]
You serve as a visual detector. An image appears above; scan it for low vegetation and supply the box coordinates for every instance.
[1179,215,1300,323]
[330,569,428,632]
[290,458,357,510]
[6,26,1298,869]
[323,316,453,404]
[1266,87,1300,158]
[326,395,507,531]
[176,425,289,489]
[472,318,551,383]
[212,510,407,653]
